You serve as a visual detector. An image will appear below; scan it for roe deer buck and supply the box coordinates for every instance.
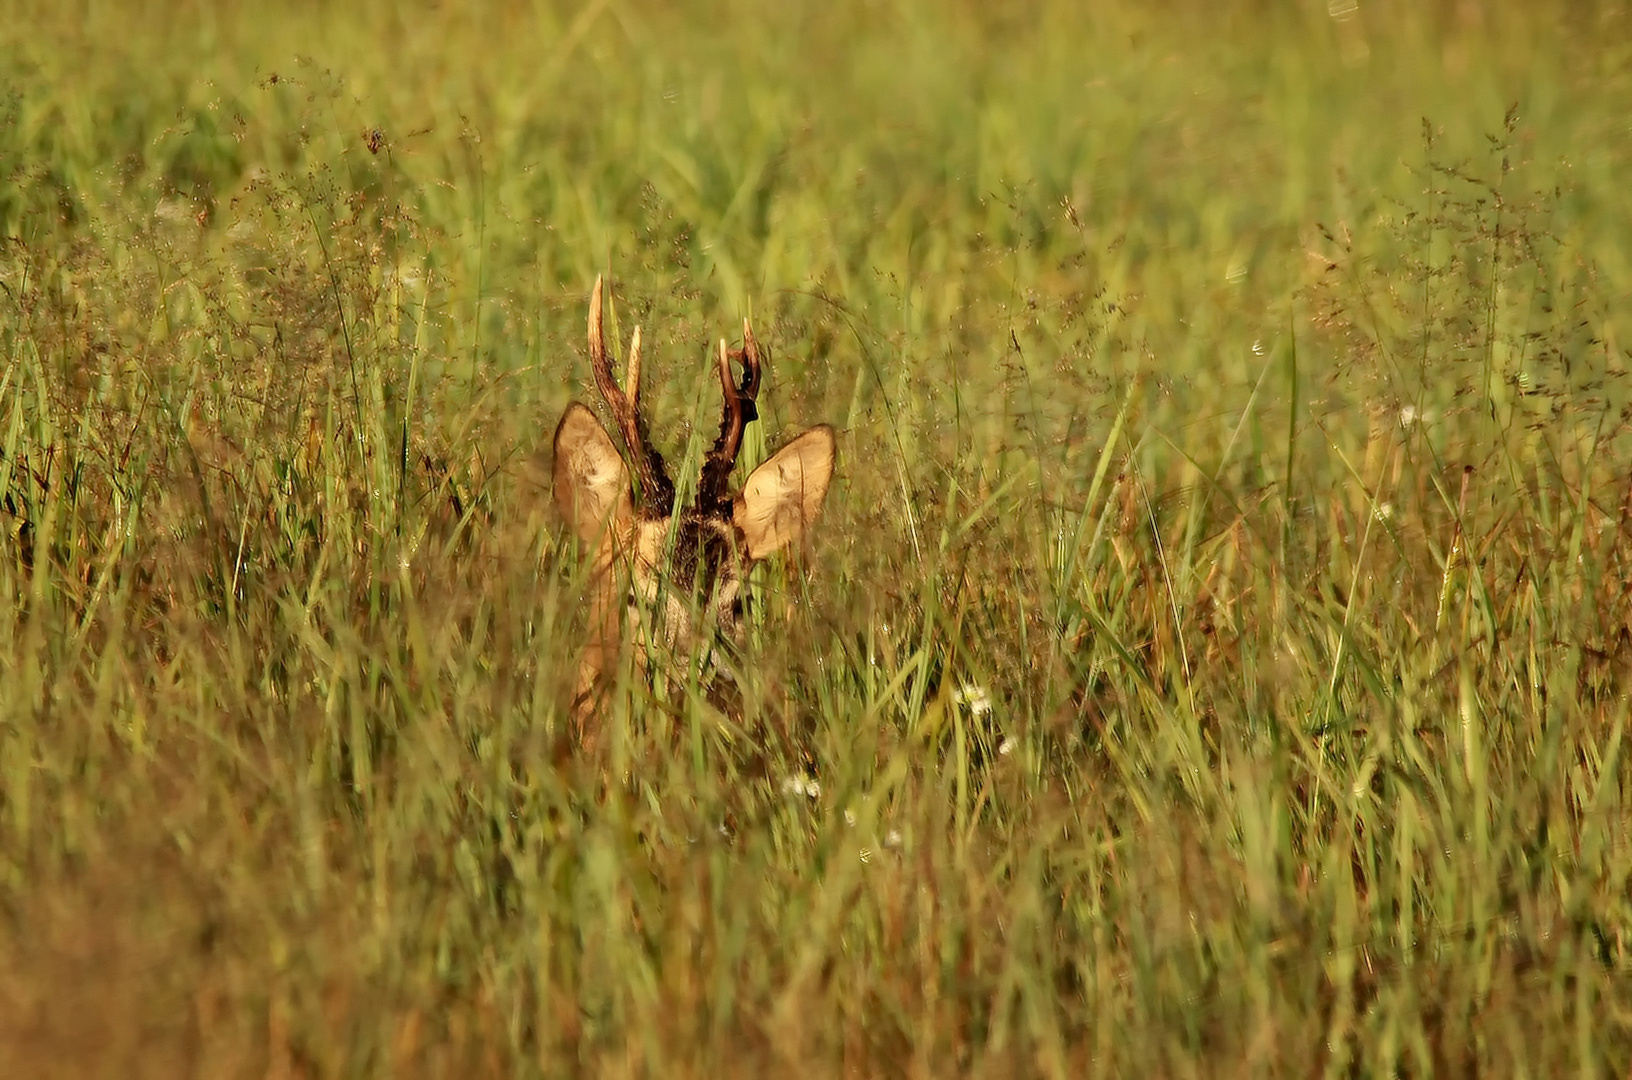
[553,277,836,751]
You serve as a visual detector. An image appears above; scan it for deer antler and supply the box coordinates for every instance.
[696,319,762,518]
[587,276,675,514]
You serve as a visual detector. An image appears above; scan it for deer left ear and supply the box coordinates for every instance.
[554,402,633,543]
[735,425,836,559]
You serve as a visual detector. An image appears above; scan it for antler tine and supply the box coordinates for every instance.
[587,274,605,364]
[586,276,674,513]
[626,324,642,407]
[740,318,763,398]
[696,321,762,517]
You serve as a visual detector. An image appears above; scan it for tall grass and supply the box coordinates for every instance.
[3,0,1632,1075]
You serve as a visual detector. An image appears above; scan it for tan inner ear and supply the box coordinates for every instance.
[553,402,632,543]
[734,425,836,559]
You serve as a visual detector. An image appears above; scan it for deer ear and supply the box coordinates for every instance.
[735,425,836,559]
[554,403,633,543]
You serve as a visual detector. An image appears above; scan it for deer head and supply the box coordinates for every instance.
[553,277,836,751]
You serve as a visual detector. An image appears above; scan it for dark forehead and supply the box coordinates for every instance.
[675,512,743,550]
[667,512,747,580]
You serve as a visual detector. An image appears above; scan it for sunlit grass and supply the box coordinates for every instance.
[3,0,1632,1075]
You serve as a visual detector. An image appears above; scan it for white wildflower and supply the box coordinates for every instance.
[780,774,821,799]
[952,683,993,717]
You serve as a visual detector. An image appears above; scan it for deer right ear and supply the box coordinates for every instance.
[735,425,837,559]
[553,403,633,543]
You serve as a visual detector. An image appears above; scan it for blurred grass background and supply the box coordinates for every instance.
[4,0,1632,1075]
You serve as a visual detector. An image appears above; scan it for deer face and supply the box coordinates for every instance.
[553,278,835,750]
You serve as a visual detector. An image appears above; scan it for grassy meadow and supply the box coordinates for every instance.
[5,0,1632,1074]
